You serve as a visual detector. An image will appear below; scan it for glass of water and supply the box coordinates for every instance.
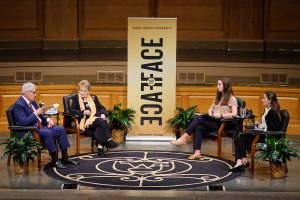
[240,108,246,117]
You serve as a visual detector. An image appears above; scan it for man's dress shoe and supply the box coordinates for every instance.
[52,160,67,169]
[61,158,80,166]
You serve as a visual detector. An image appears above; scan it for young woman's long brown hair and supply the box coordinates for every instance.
[215,77,234,105]
[265,91,280,111]
[264,91,281,121]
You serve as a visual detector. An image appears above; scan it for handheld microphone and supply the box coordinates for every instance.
[38,101,45,108]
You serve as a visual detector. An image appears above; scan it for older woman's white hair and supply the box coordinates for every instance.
[22,82,36,94]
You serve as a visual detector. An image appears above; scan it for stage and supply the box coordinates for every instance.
[0,134,300,199]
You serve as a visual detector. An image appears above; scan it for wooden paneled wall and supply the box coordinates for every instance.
[0,0,44,39]
[0,84,299,136]
[0,0,300,40]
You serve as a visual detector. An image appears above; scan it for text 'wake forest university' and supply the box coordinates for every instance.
[140,37,164,126]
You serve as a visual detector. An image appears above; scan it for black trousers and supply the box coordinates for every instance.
[234,130,282,160]
[234,133,256,160]
[84,118,111,145]
[185,115,220,150]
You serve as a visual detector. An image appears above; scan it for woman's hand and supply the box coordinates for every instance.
[214,113,222,119]
[255,121,261,128]
[83,110,91,116]
[100,114,106,120]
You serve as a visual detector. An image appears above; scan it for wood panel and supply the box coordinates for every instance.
[95,95,111,110]
[278,97,300,119]
[229,0,263,39]
[0,84,300,135]
[157,0,229,39]
[44,0,77,38]
[237,96,262,117]
[0,0,43,39]
[39,93,68,113]
[176,96,182,108]
[117,96,128,108]
[264,0,300,40]
[187,96,215,113]
[78,0,151,39]
[0,95,20,119]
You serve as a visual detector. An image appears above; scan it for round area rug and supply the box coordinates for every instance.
[44,151,241,190]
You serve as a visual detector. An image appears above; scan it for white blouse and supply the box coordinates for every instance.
[260,107,271,131]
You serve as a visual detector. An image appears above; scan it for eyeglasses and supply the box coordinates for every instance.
[29,91,36,94]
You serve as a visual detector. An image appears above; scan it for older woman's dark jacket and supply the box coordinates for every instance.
[69,94,108,122]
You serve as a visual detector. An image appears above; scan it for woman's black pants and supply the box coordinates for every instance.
[85,118,111,145]
[185,115,220,150]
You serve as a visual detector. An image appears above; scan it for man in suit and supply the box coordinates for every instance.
[12,82,79,169]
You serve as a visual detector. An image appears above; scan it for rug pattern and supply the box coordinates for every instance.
[44,151,241,190]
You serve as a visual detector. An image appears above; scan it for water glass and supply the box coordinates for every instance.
[240,108,246,117]
[53,103,59,111]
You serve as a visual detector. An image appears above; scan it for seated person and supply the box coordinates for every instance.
[13,82,79,169]
[171,77,238,159]
[230,91,282,172]
[70,80,118,156]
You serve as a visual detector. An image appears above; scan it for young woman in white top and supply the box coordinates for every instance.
[230,91,281,172]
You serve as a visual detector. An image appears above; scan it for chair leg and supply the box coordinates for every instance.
[217,136,222,158]
[231,138,236,156]
[76,134,80,155]
[37,147,41,169]
[251,135,260,173]
[90,139,94,152]
[217,122,225,158]
[283,156,288,173]
[7,154,11,166]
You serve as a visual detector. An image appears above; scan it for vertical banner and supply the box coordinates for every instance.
[127,17,177,140]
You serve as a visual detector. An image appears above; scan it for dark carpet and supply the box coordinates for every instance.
[44,150,241,190]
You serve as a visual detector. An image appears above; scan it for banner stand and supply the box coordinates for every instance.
[127,17,177,141]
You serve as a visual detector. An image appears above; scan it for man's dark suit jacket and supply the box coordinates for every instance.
[13,97,47,137]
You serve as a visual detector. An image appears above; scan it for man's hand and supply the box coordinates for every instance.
[47,119,55,127]
[35,107,44,115]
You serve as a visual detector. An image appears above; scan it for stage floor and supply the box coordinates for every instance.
[0,134,300,199]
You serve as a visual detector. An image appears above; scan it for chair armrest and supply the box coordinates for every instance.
[256,131,286,136]
[8,126,38,131]
[61,112,79,119]
[220,118,232,122]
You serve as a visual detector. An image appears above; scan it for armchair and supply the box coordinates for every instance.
[250,109,290,173]
[62,93,95,155]
[6,105,42,169]
[207,97,246,158]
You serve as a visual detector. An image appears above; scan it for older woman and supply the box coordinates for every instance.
[70,80,118,156]
[230,91,282,172]
[171,77,238,159]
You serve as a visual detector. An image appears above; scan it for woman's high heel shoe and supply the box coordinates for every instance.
[188,154,201,160]
[243,162,249,168]
[170,139,187,145]
[229,164,245,172]
[98,148,105,157]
